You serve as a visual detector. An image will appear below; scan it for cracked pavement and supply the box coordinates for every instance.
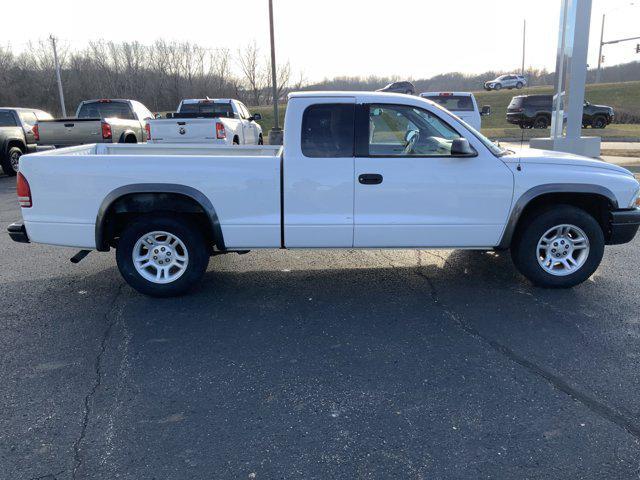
[1,173,640,479]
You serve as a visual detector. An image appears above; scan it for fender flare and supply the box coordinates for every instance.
[95,183,225,251]
[497,183,618,249]
[2,137,26,156]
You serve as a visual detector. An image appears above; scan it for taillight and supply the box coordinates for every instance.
[17,172,32,208]
[215,122,226,139]
[145,123,151,140]
[33,124,40,141]
[101,122,112,140]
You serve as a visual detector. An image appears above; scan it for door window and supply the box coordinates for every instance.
[301,104,355,158]
[0,111,17,127]
[367,104,461,157]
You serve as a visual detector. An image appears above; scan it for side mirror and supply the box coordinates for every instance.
[451,138,476,156]
[481,105,491,116]
[166,112,174,119]
[154,113,162,119]
[252,113,262,121]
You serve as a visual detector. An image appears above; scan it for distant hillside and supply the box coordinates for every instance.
[304,61,640,94]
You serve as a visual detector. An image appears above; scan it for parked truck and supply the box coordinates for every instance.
[147,98,263,145]
[8,91,640,297]
[35,99,154,148]
[0,107,53,175]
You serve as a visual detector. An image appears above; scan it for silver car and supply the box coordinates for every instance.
[484,74,527,91]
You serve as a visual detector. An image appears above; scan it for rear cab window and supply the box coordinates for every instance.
[423,95,475,111]
[178,101,234,118]
[301,104,355,158]
[78,101,135,120]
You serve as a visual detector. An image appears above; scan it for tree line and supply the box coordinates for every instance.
[0,39,301,116]
[0,39,638,117]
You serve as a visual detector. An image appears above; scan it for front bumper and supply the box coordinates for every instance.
[506,113,525,125]
[7,222,29,243]
[608,208,640,245]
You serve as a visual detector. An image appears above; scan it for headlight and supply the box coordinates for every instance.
[631,188,640,208]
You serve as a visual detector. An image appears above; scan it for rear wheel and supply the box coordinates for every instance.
[533,116,549,129]
[511,205,604,288]
[1,146,23,176]
[116,216,209,297]
[233,136,240,145]
[592,115,607,129]
[258,134,263,145]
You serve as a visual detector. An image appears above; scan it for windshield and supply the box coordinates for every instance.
[428,102,506,156]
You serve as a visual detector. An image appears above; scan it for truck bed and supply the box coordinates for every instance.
[19,143,283,249]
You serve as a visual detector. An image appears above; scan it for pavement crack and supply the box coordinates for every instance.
[28,471,65,480]
[71,284,125,480]
[413,254,640,441]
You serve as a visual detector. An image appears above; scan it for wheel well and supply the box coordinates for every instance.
[513,192,613,243]
[98,192,221,251]
[6,140,25,153]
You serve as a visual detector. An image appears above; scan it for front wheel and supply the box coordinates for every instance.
[516,82,523,89]
[116,216,209,297]
[494,83,502,90]
[511,205,604,288]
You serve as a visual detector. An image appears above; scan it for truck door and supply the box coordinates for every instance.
[283,97,356,247]
[354,103,513,248]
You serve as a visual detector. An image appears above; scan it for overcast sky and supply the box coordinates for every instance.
[3,0,639,81]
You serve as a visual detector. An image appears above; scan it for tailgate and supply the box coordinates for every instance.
[37,119,104,147]
[148,118,218,143]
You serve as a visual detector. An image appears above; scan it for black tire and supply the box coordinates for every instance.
[510,205,605,288]
[258,134,263,145]
[1,146,23,176]
[233,137,240,145]
[116,215,209,297]
[533,116,549,129]
[592,116,607,129]
[494,83,502,90]
[516,82,523,89]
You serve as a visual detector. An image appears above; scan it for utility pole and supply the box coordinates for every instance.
[521,19,526,75]
[50,35,67,117]
[267,0,283,145]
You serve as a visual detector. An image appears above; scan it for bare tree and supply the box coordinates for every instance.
[237,41,265,106]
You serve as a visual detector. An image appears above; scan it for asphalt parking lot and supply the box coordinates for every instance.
[2,173,640,480]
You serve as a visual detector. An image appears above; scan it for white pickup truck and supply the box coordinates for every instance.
[147,98,263,145]
[419,92,491,130]
[8,91,640,297]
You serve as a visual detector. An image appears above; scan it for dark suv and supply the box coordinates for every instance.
[506,95,614,129]
[376,81,415,95]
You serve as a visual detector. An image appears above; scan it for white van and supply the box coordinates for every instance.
[420,92,490,131]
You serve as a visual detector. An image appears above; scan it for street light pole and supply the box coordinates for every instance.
[521,19,526,75]
[49,35,67,117]
[596,14,605,83]
[267,0,283,145]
